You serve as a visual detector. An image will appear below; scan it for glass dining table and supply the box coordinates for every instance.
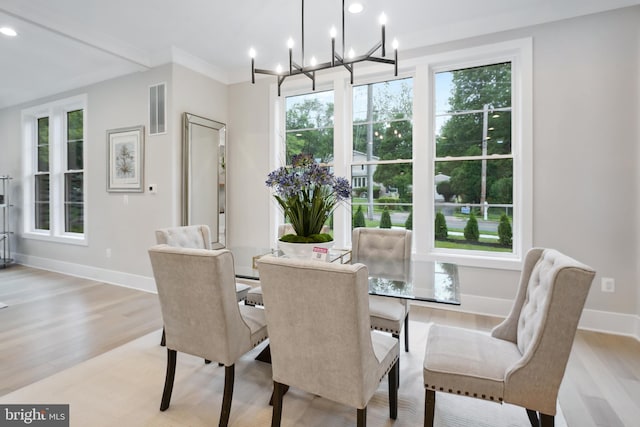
[231,246,460,306]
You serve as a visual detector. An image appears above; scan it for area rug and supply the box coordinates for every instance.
[0,330,567,427]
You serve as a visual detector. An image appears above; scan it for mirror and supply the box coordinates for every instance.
[182,113,226,248]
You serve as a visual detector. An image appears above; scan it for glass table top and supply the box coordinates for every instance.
[229,246,460,305]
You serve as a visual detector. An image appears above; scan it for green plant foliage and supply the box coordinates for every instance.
[279,233,333,243]
[380,207,392,228]
[498,213,512,246]
[464,213,480,242]
[405,210,413,230]
[435,211,448,240]
[353,205,366,228]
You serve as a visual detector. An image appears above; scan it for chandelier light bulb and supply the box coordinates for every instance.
[276,64,283,74]
[287,38,294,49]
[249,48,256,58]
[348,48,355,59]
[379,13,387,26]
[392,39,399,50]
[0,27,17,37]
[329,27,337,39]
[348,2,363,14]
[310,56,317,66]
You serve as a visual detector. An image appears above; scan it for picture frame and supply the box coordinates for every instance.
[107,126,145,192]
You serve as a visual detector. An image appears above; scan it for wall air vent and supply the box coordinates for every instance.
[149,83,166,135]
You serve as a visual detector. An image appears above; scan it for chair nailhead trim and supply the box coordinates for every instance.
[424,384,501,403]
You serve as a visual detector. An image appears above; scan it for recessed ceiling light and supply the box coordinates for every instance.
[0,27,17,37]
[348,3,364,14]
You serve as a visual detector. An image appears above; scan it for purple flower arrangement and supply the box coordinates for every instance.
[266,153,351,242]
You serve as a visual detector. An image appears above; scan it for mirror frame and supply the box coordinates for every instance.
[182,112,226,248]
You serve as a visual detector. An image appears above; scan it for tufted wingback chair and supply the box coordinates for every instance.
[148,245,268,427]
[352,227,412,352]
[257,255,399,427]
[423,248,595,427]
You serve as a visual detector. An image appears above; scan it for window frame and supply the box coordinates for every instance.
[22,94,88,245]
[269,39,531,269]
[417,38,532,269]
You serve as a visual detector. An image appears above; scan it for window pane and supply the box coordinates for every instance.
[285,128,333,164]
[65,204,84,233]
[285,90,334,164]
[67,109,84,170]
[353,79,412,124]
[34,174,50,230]
[352,78,413,231]
[353,119,412,159]
[37,117,49,172]
[433,62,513,253]
[436,63,511,159]
[351,163,412,228]
[64,172,83,233]
[434,159,513,251]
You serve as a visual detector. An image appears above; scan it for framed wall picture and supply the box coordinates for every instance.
[107,126,145,192]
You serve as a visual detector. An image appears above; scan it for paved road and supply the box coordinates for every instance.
[366,211,499,233]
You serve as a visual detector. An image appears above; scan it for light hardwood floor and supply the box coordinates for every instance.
[1,264,639,426]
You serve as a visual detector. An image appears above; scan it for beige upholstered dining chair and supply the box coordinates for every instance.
[352,227,412,352]
[244,223,331,306]
[148,244,268,427]
[155,225,251,346]
[423,248,595,427]
[257,256,399,427]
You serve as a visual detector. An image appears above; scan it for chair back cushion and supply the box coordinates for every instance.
[148,244,252,365]
[257,256,391,409]
[516,249,593,355]
[352,228,411,261]
[155,225,211,249]
[501,248,595,414]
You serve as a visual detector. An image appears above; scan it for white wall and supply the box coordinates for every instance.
[0,63,228,290]
[228,7,640,328]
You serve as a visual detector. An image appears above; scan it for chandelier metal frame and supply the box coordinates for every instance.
[250,0,398,95]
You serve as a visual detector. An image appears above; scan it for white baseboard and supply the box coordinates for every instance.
[12,253,640,342]
[413,293,640,341]
[14,253,157,293]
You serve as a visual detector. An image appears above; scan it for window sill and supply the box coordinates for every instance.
[23,231,88,246]
[415,250,523,271]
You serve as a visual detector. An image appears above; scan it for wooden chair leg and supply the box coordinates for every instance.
[526,409,539,427]
[160,327,166,346]
[357,407,367,427]
[219,365,234,427]
[160,349,176,411]
[271,381,285,427]
[424,389,435,427]
[540,413,554,427]
[388,360,398,419]
[404,314,409,352]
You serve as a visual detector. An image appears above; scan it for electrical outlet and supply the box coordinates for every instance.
[601,277,615,293]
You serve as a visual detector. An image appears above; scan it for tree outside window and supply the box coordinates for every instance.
[352,78,413,229]
[434,62,513,252]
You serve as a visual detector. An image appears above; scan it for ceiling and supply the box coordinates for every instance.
[1,0,639,110]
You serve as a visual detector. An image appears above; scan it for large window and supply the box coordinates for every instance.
[423,39,532,267]
[272,39,531,267]
[434,63,513,253]
[22,95,87,243]
[352,78,413,230]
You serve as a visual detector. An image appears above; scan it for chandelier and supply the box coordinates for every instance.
[249,0,398,96]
